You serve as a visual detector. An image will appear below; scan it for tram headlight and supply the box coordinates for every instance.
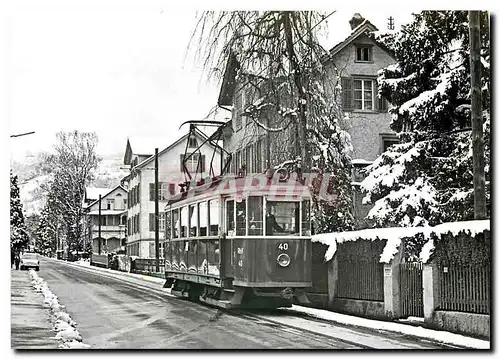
[277,253,291,267]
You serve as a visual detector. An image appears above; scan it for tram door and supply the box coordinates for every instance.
[222,199,235,287]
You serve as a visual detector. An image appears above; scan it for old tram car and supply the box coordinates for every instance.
[163,173,313,308]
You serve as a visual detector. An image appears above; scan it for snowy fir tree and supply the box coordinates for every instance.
[361,11,490,227]
[35,206,58,256]
[10,171,29,251]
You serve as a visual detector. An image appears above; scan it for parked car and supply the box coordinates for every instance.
[20,252,40,271]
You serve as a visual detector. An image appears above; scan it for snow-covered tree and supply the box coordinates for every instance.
[35,205,58,256]
[192,11,355,232]
[361,11,490,227]
[44,131,100,255]
[10,171,29,251]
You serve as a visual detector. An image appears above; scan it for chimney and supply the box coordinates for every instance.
[349,13,365,30]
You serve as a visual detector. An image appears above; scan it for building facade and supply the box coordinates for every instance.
[83,185,128,254]
[124,130,222,258]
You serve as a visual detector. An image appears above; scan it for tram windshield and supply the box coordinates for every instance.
[265,201,299,236]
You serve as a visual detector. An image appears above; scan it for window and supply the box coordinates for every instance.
[236,199,246,236]
[301,200,311,236]
[159,212,165,232]
[181,153,205,173]
[381,134,399,153]
[180,206,188,238]
[165,211,171,240]
[248,197,263,235]
[100,216,107,226]
[199,202,208,236]
[208,199,220,236]
[226,200,235,236]
[107,199,114,210]
[168,183,176,196]
[189,204,198,237]
[353,79,374,110]
[356,45,372,62]
[265,201,299,236]
[150,182,172,201]
[172,209,179,238]
[188,137,198,148]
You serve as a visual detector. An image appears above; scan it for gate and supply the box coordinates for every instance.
[400,262,424,318]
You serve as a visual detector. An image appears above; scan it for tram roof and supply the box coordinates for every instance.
[166,173,311,208]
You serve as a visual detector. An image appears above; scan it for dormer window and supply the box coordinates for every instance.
[356,45,372,62]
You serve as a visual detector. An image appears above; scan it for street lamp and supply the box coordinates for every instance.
[10,131,35,138]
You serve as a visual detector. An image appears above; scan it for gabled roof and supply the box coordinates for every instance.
[329,19,396,60]
[131,128,217,171]
[85,184,128,210]
[85,187,112,202]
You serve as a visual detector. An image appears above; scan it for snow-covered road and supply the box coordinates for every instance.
[27,257,481,349]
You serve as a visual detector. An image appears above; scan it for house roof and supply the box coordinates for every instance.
[131,128,217,172]
[328,18,395,60]
[85,187,112,201]
[86,184,128,210]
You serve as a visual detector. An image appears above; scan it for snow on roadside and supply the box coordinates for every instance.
[28,269,90,349]
[285,305,490,350]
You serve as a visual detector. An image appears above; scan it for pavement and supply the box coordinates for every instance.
[11,268,60,350]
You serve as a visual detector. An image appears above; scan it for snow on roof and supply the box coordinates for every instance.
[86,187,111,200]
[312,220,490,263]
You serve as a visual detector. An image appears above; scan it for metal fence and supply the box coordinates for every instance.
[438,264,490,315]
[133,258,165,273]
[336,258,384,301]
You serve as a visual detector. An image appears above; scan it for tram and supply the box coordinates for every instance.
[163,171,313,309]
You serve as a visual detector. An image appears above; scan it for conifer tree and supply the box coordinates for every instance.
[10,171,29,251]
[361,11,490,227]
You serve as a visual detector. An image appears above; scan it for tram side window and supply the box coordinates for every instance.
[180,206,188,238]
[236,199,247,236]
[302,200,311,236]
[199,202,208,236]
[172,209,179,239]
[248,196,263,236]
[189,204,198,237]
[165,211,172,240]
[265,201,300,236]
[208,199,219,236]
[226,200,235,236]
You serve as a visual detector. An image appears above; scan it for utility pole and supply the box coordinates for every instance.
[155,148,160,272]
[469,11,486,219]
[98,194,102,255]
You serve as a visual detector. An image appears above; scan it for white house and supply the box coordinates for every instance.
[83,184,128,254]
[124,129,222,258]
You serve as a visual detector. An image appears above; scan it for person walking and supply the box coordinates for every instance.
[14,252,21,270]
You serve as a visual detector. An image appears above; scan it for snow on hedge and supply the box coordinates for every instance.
[29,269,90,349]
[312,220,490,263]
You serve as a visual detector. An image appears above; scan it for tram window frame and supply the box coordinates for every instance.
[199,201,208,236]
[264,200,300,236]
[301,199,312,236]
[248,196,263,236]
[188,204,198,237]
[180,206,188,238]
[165,210,172,240]
[172,208,179,239]
[226,199,235,236]
[236,198,247,236]
[208,199,220,236]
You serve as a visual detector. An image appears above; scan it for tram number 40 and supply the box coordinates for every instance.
[278,243,289,251]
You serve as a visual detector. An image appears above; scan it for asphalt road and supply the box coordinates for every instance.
[37,257,457,349]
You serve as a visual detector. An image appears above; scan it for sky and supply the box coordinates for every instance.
[4,2,437,163]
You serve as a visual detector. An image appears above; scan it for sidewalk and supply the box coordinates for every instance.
[11,269,60,350]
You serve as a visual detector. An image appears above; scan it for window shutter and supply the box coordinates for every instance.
[168,183,175,196]
[149,183,154,201]
[149,213,154,231]
[180,154,185,172]
[342,77,353,111]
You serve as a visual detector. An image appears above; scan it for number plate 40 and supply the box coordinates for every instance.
[278,242,289,251]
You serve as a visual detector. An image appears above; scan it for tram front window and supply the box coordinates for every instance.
[265,201,299,236]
